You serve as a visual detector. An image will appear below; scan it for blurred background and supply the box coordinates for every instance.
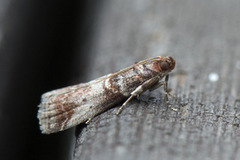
[0,0,240,160]
[0,1,99,160]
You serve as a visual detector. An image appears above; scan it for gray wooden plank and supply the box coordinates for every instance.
[73,0,240,160]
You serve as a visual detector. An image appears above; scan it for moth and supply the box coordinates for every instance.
[38,56,176,134]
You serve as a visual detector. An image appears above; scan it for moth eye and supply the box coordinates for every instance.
[160,61,170,70]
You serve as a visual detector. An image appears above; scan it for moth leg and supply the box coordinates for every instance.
[148,75,174,98]
[148,81,164,91]
[163,75,177,111]
[85,117,93,124]
[149,77,174,97]
[117,76,159,115]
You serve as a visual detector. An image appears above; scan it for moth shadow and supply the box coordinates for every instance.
[75,123,87,137]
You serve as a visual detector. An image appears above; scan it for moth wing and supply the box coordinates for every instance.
[37,57,160,134]
[38,82,96,134]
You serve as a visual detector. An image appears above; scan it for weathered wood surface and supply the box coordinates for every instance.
[74,0,240,160]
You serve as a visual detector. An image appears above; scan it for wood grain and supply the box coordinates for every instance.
[73,0,240,160]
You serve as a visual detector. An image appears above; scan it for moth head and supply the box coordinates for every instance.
[159,56,175,72]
